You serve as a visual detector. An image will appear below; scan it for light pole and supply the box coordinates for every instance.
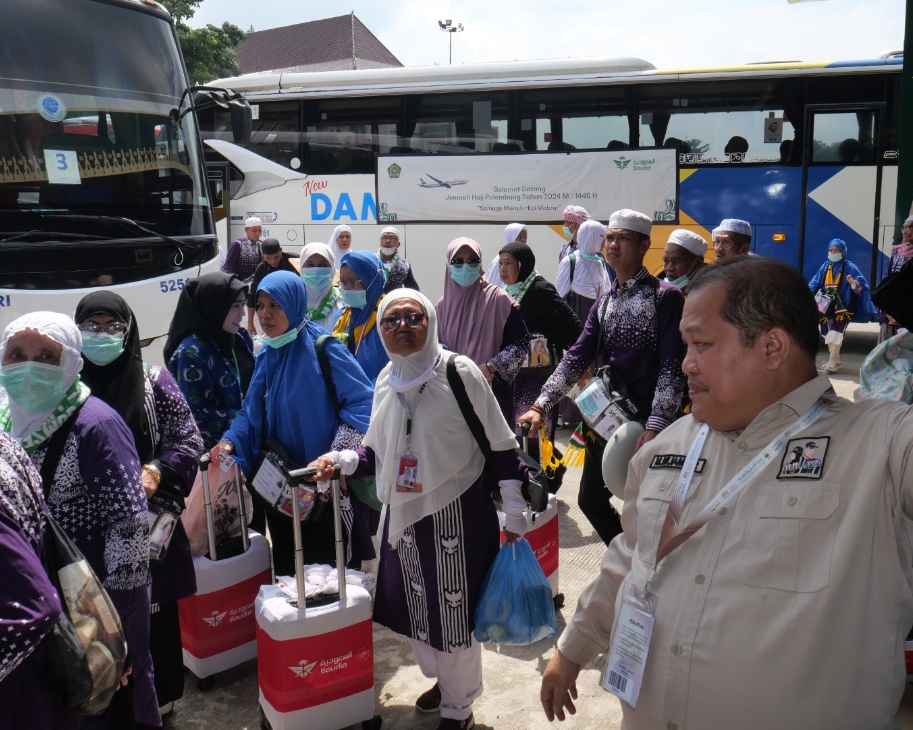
[438,19,464,65]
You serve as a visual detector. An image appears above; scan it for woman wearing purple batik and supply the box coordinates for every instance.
[310,289,529,730]
[437,238,529,425]
[0,312,157,728]
[76,292,204,723]
[0,431,72,729]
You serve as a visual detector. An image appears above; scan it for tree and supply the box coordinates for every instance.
[161,0,246,85]
[683,138,711,155]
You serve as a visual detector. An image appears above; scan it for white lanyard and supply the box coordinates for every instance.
[645,396,831,590]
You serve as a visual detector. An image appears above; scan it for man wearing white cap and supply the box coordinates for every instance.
[520,209,687,546]
[378,226,419,293]
[663,229,707,294]
[222,216,264,281]
[713,218,752,258]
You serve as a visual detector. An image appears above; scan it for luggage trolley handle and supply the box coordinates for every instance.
[198,452,251,562]
[286,465,346,609]
[520,422,531,454]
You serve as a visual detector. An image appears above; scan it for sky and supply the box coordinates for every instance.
[189,0,905,71]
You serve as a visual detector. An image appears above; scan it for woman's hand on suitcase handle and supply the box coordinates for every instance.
[519,407,543,433]
[307,455,337,482]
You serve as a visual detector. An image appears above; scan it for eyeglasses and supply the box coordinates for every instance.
[903,225,913,231]
[79,321,128,335]
[380,235,399,242]
[380,312,426,331]
[339,279,365,291]
[450,258,481,268]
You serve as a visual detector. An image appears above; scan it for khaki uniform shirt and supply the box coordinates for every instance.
[558,373,913,730]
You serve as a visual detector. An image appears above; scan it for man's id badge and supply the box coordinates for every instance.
[602,582,657,708]
[396,453,422,493]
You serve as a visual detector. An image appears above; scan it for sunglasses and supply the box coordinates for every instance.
[380,312,426,331]
[450,258,481,268]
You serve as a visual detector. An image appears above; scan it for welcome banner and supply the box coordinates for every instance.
[376,149,677,223]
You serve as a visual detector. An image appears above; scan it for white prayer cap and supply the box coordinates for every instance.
[905,214,913,224]
[667,229,708,257]
[245,216,262,227]
[381,226,401,238]
[608,209,652,236]
[711,227,720,239]
[717,218,751,237]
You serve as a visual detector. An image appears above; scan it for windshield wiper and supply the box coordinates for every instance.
[42,214,196,266]
[0,229,111,244]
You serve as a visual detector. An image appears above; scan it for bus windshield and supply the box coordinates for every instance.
[0,0,212,243]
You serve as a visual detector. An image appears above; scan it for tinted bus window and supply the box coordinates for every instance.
[810,111,877,163]
[405,91,512,153]
[516,86,629,151]
[248,102,301,170]
[305,95,402,174]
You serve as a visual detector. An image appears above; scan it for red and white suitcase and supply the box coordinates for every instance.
[498,426,564,608]
[179,453,272,689]
[256,466,380,730]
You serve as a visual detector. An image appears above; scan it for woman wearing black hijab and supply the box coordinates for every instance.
[75,291,204,721]
[164,272,256,449]
[497,241,583,458]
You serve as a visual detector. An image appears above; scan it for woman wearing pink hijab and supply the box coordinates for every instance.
[437,237,530,422]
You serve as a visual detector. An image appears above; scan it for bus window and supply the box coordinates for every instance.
[303,96,402,173]
[810,111,877,163]
[638,80,801,164]
[517,86,629,151]
[243,101,300,170]
[405,91,512,153]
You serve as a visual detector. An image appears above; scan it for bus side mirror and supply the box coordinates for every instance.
[229,98,252,147]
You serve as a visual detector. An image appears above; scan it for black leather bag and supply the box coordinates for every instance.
[446,354,548,513]
[872,257,913,330]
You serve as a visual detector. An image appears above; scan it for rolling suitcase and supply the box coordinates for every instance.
[498,425,564,609]
[256,465,380,730]
[179,452,272,690]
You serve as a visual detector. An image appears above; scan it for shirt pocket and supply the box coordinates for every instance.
[739,481,839,593]
[635,473,699,566]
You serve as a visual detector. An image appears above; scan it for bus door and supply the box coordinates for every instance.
[800,104,886,284]
[207,161,231,257]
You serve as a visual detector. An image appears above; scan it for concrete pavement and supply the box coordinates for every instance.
[167,323,913,729]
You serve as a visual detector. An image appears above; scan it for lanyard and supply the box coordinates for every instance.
[396,381,430,453]
[645,396,831,591]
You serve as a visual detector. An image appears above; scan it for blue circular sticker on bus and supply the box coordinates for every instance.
[37,93,67,123]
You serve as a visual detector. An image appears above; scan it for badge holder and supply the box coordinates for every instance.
[602,575,658,709]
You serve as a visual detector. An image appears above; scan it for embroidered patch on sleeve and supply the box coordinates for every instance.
[777,437,829,479]
[649,454,706,473]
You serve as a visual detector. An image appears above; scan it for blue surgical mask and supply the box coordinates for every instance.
[0,361,67,413]
[341,289,368,309]
[300,267,334,291]
[671,274,689,289]
[81,332,126,366]
[450,263,481,287]
[562,225,573,240]
[259,324,301,349]
[828,252,844,263]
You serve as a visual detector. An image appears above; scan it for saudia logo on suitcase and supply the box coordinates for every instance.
[289,647,370,678]
[202,601,254,628]
[203,610,228,627]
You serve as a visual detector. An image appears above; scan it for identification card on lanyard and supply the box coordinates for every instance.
[396,381,430,493]
[601,396,831,708]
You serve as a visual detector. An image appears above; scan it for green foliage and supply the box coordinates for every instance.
[161,0,246,84]
[683,138,710,155]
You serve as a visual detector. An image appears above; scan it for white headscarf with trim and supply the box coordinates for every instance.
[0,312,84,441]
[364,288,516,546]
[555,219,610,299]
[327,225,353,271]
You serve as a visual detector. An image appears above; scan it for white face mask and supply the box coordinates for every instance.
[380,246,397,257]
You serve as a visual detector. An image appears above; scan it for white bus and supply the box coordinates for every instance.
[207,53,903,298]
[0,0,245,361]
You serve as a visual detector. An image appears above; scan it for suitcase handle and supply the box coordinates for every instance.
[199,452,251,561]
[520,421,531,454]
[286,465,346,609]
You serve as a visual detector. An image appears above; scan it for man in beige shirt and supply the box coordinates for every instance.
[541,255,913,730]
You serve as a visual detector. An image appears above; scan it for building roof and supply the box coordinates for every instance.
[235,12,403,75]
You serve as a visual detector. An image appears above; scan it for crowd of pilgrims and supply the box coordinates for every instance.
[0,202,890,730]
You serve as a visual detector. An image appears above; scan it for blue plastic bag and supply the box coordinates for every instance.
[473,539,557,645]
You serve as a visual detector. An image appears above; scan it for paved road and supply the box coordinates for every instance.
[167,324,913,729]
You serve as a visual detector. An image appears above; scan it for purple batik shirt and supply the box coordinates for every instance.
[222,235,262,280]
[536,267,687,432]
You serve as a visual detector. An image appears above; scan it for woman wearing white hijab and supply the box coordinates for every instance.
[299,241,345,331]
[484,222,528,286]
[309,289,529,730]
[327,224,353,271]
[0,312,159,725]
[554,219,612,315]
